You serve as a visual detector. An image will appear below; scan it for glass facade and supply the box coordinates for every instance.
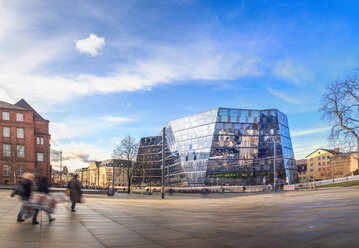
[135,108,298,187]
[133,136,164,186]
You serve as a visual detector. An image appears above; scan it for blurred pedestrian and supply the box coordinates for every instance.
[11,172,35,222]
[67,174,82,212]
[32,177,56,224]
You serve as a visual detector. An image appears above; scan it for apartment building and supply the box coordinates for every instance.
[0,99,50,184]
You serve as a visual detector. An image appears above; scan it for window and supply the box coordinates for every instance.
[3,165,10,176]
[318,162,321,166]
[303,177,306,180]
[2,112,9,120]
[3,144,10,156]
[310,169,313,172]
[37,152,44,161]
[16,113,23,122]
[17,128,24,138]
[3,127,10,137]
[318,152,321,154]
[303,171,306,175]
[17,145,24,157]
[310,158,313,161]
[318,168,321,172]
[327,156,331,159]
[37,137,44,145]
[323,168,326,171]
[318,157,321,160]
[322,156,325,160]
[298,172,301,175]
[310,163,313,167]
[17,165,24,177]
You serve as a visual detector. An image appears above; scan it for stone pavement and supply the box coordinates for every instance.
[1,187,359,248]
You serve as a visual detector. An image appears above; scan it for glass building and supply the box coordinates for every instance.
[134,108,298,187]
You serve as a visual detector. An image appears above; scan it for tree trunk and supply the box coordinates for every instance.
[127,171,131,194]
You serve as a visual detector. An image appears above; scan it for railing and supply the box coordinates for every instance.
[294,175,359,188]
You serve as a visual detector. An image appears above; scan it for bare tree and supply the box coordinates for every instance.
[320,76,359,170]
[62,165,69,175]
[112,136,139,193]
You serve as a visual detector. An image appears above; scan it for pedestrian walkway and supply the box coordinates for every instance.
[1,188,359,247]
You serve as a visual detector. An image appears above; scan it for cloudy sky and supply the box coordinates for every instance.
[1,0,358,171]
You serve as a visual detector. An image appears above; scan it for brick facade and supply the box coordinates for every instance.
[0,99,50,184]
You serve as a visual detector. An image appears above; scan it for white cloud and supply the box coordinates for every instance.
[273,59,313,85]
[76,33,105,56]
[291,127,330,137]
[0,3,261,114]
[120,102,132,107]
[51,141,111,171]
[0,41,261,112]
[101,115,132,123]
[293,142,329,159]
[266,86,300,104]
[50,117,132,141]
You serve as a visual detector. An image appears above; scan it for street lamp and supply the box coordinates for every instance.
[59,151,63,187]
[161,127,165,199]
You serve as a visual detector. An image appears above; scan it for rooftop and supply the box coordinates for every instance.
[0,101,27,111]
[0,99,47,121]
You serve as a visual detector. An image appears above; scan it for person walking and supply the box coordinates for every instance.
[67,174,82,212]
[32,177,56,224]
[12,173,35,222]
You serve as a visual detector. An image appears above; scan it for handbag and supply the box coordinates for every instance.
[65,188,70,196]
[13,184,25,196]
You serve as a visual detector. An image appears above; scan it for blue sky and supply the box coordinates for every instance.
[1,0,358,171]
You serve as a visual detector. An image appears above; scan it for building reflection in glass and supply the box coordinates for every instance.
[134,108,298,187]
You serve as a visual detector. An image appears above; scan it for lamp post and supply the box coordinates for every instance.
[273,141,277,192]
[59,151,63,187]
[161,127,165,199]
[112,163,115,187]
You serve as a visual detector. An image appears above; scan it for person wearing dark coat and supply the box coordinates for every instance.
[12,173,35,222]
[67,174,82,212]
[32,177,56,224]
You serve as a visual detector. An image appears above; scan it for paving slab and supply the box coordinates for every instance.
[1,187,359,247]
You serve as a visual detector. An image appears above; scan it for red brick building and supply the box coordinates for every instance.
[0,99,50,185]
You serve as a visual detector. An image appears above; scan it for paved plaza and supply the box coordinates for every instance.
[1,188,359,248]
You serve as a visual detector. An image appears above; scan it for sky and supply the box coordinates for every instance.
[1,0,359,171]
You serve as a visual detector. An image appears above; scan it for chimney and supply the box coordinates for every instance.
[333,147,340,153]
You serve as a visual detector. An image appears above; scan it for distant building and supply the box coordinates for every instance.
[0,99,50,185]
[331,152,358,178]
[51,169,74,186]
[295,159,307,182]
[306,148,340,181]
[82,159,129,188]
[75,167,89,187]
[51,170,60,185]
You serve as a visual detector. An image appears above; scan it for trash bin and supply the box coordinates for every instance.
[107,187,115,196]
